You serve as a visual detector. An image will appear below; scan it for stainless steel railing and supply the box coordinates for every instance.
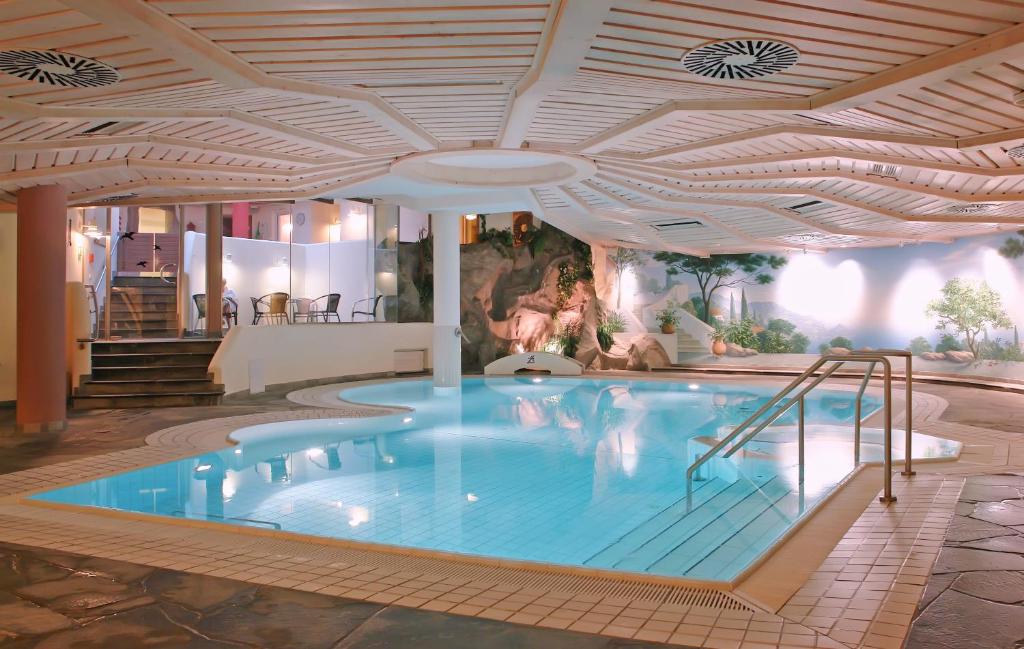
[685,350,913,509]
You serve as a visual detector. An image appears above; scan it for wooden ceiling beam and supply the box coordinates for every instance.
[580,180,951,244]
[579,23,1024,154]
[597,169,1024,225]
[497,0,614,148]
[597,159,1024,204]
[0,98,372,157]
[58,0,439,150]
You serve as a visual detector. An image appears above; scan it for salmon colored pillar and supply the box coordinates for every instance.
[230,202,249,238]
[16,185,68,432]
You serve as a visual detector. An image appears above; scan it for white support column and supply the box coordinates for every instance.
[432,212,462,390]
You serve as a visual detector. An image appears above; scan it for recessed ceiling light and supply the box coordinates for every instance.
[681,39,799,80]
[0,49,119,87]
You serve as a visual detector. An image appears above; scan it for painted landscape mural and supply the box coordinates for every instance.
[607,229,1024,382]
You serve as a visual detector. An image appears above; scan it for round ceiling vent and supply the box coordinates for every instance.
[1006,145,1024,160]
[0,50,120,88]
[682,39,799,80]
[950,203,997,214]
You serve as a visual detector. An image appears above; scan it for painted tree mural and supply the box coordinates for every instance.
[651,253,787,324]
[926,278,1012,358]
[999,229,1024,260]
[608,247,642,309]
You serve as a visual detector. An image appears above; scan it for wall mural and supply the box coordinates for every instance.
[609,230,1024,382]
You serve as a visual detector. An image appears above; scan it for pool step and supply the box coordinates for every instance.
[606,475,788,573]
[644,477,794,576]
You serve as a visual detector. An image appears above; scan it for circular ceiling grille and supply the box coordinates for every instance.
[0,50,120,88]
[682,39,799,79]
[950,203,996,214]
[1007,145,1024,160]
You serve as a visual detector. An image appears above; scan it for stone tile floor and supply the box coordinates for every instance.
[0,541,678,649]
[905,472,1024,649]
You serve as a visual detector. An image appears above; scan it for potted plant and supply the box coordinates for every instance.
[655,306,680,334]
[712,323,728,356]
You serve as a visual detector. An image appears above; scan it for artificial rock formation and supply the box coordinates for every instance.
[397,223,669,372]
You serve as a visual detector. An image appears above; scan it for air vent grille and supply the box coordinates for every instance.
[867,163,901,179]
[1007,145,1024,160]
[681,39,799,80]
[787,200,823,212]
[950,203,996,214]
[0,50,119,87]
[76,121,144,136]
[651,220,704,231]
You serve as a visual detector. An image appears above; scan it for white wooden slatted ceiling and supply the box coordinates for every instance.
[3,0,1024,256]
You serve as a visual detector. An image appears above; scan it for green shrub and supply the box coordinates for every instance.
[829,336,854,350]
[552,316,583,358]
[723,318,758,349]
[596,312,627,352]
[907,336,932,355]
[935,334,962,353]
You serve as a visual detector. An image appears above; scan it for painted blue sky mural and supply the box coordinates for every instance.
[613,231,1024,377]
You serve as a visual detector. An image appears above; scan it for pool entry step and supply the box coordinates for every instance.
[74,339,224,409]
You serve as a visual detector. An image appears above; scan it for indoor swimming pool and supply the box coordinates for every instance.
[30,377,959,582]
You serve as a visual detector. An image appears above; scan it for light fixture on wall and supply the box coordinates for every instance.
[464,214,478,221]
[82,223,103,239]
[223,253,233,263]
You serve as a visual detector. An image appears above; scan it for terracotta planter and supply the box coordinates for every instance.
[660,323,675,334]
[712,339,727,356]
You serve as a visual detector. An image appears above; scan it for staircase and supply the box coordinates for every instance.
[74,339,224,409]
[102,275,178,339]
[677,328,709,359]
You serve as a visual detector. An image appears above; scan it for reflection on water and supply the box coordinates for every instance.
[36,378,902,580]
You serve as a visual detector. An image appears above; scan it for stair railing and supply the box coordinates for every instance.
[685,351,913,510]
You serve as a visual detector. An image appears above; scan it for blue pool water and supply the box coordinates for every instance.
[34,377,895,581]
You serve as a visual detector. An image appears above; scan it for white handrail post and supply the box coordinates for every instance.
[879,359,897,504]
[902,354,915,476]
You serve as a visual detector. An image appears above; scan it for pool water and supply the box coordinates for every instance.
[34,377,924,582]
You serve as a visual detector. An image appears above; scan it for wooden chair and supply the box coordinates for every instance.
[268,292,289,324]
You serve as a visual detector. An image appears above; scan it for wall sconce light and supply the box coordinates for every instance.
[464,214,478,221]
[224,253,233,263]
[82,223,104,239]
[279,256,289,266]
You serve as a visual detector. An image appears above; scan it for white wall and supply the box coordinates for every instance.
[185,232,374,328]
[210,322,433,394]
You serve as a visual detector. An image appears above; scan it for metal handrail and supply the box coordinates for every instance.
[685,351,912,508]
[95,231,124,295]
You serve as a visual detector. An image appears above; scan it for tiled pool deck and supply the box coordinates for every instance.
[0,372,1021,649]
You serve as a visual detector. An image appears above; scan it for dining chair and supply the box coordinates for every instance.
[291,297,314,323]
[268,292,289,324]
[192,294,207,333]
[310,293,342,322]
[351,294,383,321]
[222,297,238,329]
[250,296,267,325]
